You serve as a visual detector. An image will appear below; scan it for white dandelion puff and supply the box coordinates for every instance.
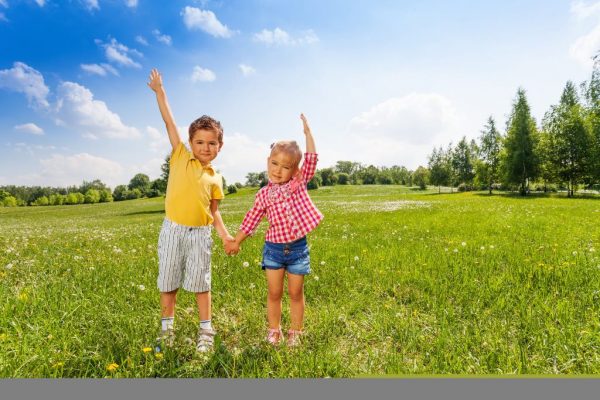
[242,261,249,268]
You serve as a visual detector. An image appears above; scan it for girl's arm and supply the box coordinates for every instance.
[147,68,181,150]
[301,113,315,153]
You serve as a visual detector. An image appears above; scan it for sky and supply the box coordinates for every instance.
[0,0,597,188]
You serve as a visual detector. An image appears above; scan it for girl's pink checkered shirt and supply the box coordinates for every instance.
[239,153,324,243]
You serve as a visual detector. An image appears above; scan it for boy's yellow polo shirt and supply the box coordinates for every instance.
[164,142,224,227]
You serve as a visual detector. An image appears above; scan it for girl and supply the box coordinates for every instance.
[226,114,323,346]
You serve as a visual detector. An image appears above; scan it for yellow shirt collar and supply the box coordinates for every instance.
[189,154,215,175]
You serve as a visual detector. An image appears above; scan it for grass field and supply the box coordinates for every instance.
[1,185,599,377]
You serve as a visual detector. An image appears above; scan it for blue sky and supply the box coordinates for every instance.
[0,0,597,187]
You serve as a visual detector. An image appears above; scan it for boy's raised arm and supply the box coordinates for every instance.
[300,113,315,153]
[147,68,181,150]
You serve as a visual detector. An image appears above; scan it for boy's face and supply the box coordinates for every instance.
[267,151,297,184]
[189,129,221,165]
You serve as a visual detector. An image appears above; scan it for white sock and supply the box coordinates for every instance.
[200,319,212,331]
[161,317,174,331]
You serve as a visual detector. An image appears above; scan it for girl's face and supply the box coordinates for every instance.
[267,151,297,184]
[189,129,221,165]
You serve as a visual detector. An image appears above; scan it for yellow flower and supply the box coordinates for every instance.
[0,333,6,341]
[106,363,119,372]
[155,353,164,360]
[142,347,152,353]
[53,362,64,368]
[18,292,28,301]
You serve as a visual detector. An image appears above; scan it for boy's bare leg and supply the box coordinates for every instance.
[160,289,178,317]
[266,269,285,329]
[287,273,305,331]
[195,291,211,322]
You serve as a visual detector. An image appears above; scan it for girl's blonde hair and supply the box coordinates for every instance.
[270,141,302,169]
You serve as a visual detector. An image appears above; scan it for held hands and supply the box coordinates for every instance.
[147,68,163,92]
[223,236,240,256]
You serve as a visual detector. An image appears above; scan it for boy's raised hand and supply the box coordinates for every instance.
[147,68,163,92]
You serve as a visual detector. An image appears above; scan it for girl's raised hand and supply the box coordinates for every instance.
[147,68,163,92]
[300,113,311,136]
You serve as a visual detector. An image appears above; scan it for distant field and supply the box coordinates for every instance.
[1,185,599,377]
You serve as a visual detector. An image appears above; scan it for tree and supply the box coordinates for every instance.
[128,173,150,196]
[502,88,540,196]
[319,168,336,186]
[412,166,430,190]
[99,189,113,203]
[227,184,238,194]
[113,185,128,201]
[337,173,349,185]
[428,146,451,193]
[335,161,362,176]
[84,189,101,204]
[582,58,600,185]
[451,137,475,190]
[542,82,591,196]
[477,117,502,194]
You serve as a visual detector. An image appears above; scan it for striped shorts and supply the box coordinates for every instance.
[157,218,213,293]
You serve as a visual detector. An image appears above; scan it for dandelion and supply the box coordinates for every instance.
[5,263,13,270]
[113,247,122,254]
[453,249,458,253]
[342,235,348,240]
[184,337,194,345]
[589,248,596,253]
[444,248,449,252]
[155,353,164,360]
[320,261,326,265]
[354,256,359,261]
[461,242,466,247]
[53,362,64,368]
[480,246,485,251]
[18,292,28,301]
[249,283,255,289]
[138,285,145,291]
[142,347,152,353]
[572,251,578,256]
[242,261,249,268]
[185,307,194,314]
[106,363,119,372]
[89,267,95,271]
[490,245,495,249]
[314,276,319,281]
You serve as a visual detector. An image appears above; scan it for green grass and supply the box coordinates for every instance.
[1,185,599,377]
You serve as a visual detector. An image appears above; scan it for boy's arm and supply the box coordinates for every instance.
[210,199,233,242]
[147,69,181,150]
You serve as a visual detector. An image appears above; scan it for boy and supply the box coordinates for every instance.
[147,68,233,352]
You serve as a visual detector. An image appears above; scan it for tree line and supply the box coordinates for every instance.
[3,64,600,207]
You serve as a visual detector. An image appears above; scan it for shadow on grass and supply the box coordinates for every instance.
[122,209,165,216]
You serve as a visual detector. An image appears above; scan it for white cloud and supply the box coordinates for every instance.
[56,81,141,139]
[570,24,600,68]
[0,62,50,109]
[82,0,99,11]
[135,35,148,46]
[15,123,44,135]
[0,0,7,7]
[181,6,233,38]
[570,1,600,20]
[97,38,143,68]
[125,0,138,7]
[191,66,216,82]
[147,125,170,153]
[35,0,45,6]
[81,63,119,76]
[216,132,269,183]
[39,153,124,187]
[345,94,461,168]
[239,64,256,76]
[0,13,7,22]
[152,29,172,46]
[253,28,319,46]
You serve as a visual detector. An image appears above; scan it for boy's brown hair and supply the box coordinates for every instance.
[189,115,224,145]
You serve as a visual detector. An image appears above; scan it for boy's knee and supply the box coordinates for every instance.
[268,289,283,301]
[288,288,304,302]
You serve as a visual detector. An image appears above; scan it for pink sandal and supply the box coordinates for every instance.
[266,327,283,345]
[287,329,303,347]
